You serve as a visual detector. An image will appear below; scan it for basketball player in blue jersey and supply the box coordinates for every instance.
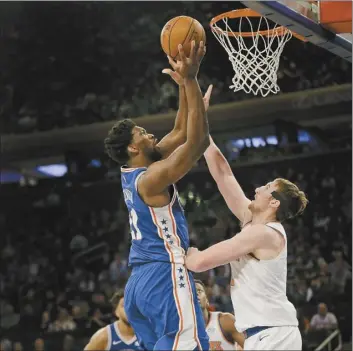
[84,290,141,351]
[104,41,211,351]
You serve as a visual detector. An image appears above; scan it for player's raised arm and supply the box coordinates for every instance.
[156,68,213,159]
[185,224,280,272]
[204,136,251,224]
[139,41,209,196]
[84,327,107,350]
[155,72,188,159]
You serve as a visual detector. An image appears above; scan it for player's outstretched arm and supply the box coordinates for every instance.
[185,224,276,272]
[139,41,209,196]
[204,136,251,225]
[155,79,188,159]
[156,75,213,159]
[84,327,107,350]
[219,313,245,350]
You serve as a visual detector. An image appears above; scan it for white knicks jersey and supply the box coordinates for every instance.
[230,222,298,332]
[206,312,235,350]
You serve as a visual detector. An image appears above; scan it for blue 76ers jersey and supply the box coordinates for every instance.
[121,166,189,266]
[107,322,141,350]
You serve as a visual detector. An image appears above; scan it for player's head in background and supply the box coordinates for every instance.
[104,119,162,166]
[195,280,209,311]
[110,289,130,325]
[249,178,308,222]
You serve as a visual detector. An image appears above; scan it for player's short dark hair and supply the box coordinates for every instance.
[110,289,124,310]
[104,119,136,164]
[194,279,207,291]
[273,178,309,222]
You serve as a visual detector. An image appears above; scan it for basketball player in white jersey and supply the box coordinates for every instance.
[185,136,308,350]
[84,290,140,350]
[195,280,244,351]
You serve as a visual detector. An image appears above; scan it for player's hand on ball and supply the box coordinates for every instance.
[168,40,206,79]
[162,61,184,86]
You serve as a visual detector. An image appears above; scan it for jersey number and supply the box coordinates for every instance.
[129,209,142,240]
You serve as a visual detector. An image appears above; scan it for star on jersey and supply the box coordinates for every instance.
[163,227,168,232]
[165,234,171,239]
[179,275,184,281]
[178,267,183,273]
[179,283,185,288]
[161,219,167,225]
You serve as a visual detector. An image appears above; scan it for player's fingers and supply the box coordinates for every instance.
[162,69,181,83]
[196,41,205,61]
[167,56,178,70]
[162,68,173,75]
[178,44,187,63]
[189,40,196,61]
[204,84,213,100]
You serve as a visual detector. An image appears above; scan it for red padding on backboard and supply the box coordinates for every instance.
[319,1,352,33]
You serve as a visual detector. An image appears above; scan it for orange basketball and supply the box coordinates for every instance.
[161,16,206,60]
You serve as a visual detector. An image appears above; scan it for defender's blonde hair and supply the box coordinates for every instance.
[274,178,308,221]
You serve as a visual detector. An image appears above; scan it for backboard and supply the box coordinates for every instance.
[242,1,352,62]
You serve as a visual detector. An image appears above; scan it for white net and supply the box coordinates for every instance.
[211,15,292,97]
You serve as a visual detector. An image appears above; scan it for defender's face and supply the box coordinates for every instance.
[115,297,130,324]
[248,180,279,212]
[131,126,162,162]
[195,282,209,310]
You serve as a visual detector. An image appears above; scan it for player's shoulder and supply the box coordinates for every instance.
[84,326,108,350]
[243,222,283,238]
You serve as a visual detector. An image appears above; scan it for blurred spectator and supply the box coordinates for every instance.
[328,251,352,294]
[109,253,128,283]
[48,308,77,333]
[310,303,338,330]
[33,339,45,351]
[69,233,88,252]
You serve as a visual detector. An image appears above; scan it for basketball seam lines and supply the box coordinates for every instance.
[168,17,182,58]
[177,19,195,59]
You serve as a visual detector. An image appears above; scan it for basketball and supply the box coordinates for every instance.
[160,16,206,59]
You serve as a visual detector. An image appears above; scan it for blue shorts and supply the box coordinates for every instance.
[124,262,209,351]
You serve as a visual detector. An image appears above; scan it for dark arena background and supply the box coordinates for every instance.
[0,2,352,351]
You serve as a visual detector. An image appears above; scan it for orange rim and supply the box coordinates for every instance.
[210,8,306,41]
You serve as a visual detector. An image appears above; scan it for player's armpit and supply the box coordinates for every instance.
[84,327,108,351]
[219,313,245,349]
[185,224,272,272]
[139,137,209,196]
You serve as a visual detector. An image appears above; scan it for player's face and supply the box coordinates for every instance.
[249,180,280,213]
[115,297,130,325]
[131,126,162,162]
[195,282,209,310]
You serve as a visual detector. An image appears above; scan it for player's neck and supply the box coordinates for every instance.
[251,211,277,225]
[128,156,153,169]
[116,320,135,338]
[203,309,210,326]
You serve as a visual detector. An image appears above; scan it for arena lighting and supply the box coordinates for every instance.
[36,164,68,177]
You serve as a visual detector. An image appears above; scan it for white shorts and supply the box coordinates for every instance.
[244,326,302,350]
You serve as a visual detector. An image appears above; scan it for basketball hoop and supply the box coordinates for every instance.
[210,8,305,97]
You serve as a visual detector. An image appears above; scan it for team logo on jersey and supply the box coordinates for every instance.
[123,189,133,204]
